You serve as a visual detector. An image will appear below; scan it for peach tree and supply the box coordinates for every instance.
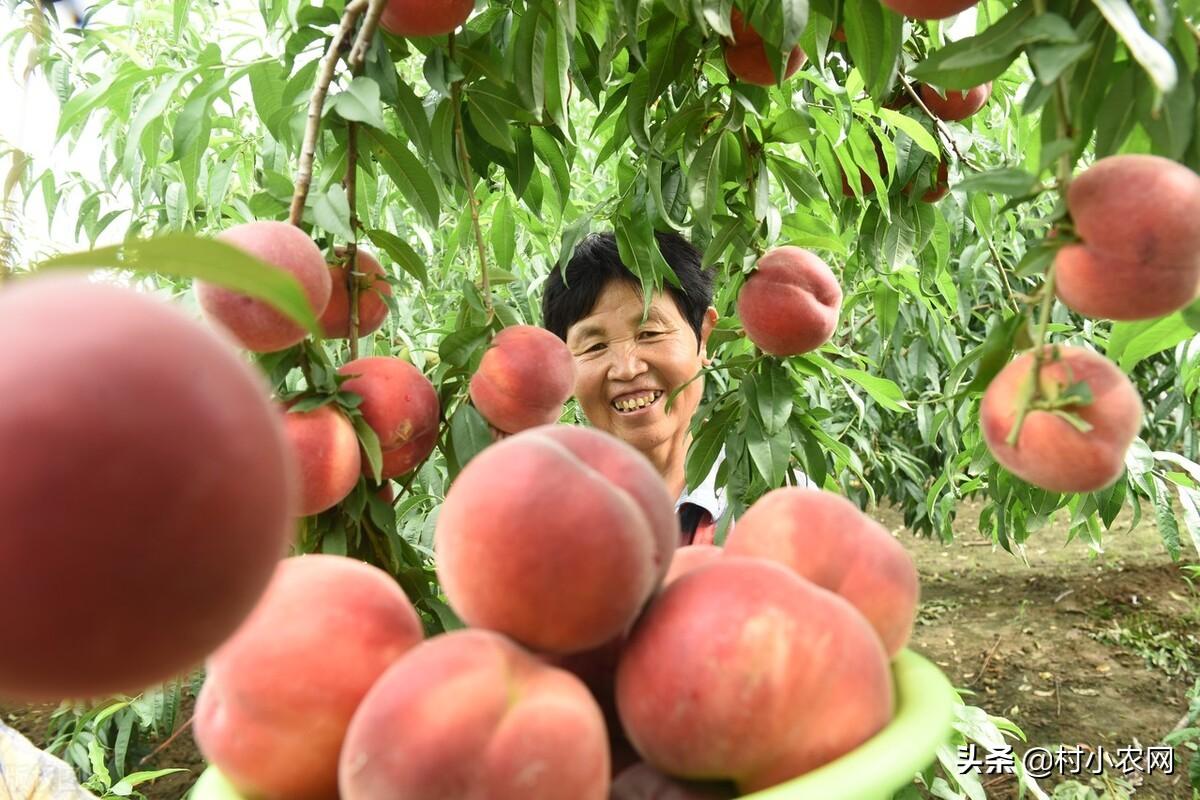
[2,0,1200,793]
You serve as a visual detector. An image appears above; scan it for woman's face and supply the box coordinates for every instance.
[565,280,716,454]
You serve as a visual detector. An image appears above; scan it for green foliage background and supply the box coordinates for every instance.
[2,0,1200,794]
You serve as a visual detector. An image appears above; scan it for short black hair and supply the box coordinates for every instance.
[541,231,714,352]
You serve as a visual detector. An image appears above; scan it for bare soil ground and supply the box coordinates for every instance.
[888,498,1198,799]
[3,497,1196,799]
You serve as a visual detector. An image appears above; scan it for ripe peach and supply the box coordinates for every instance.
[1054,154,1200,320]
[723,9,805,86]
[616,557,893,792]
[981,346,1143,494]
[380,0,474,37]
[663,544,723,586]
[880,0,978,19]
[195,555,423,800]
[281,403,361,517]
[0,275,295,703]
[469,325,576,434]
[723,487,919,656]
[340,629,610,800]
[735,246,843,356]
[196,221,331,353]
[919,82,992,121]
[611,763,737,800]
[319,248,391,339]
[337,357,440,478]
[904,159,950,203]
[435,425,677,654]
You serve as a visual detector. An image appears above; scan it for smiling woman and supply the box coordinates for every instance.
[541,231,728,544]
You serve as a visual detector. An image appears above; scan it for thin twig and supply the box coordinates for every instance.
[289,0,370,226]
[969,635,1003,687]
[345,123,362,359]
[449,32,493,319]
[899,76,979,171]
[136,713,194,767]
[347,0,388,70]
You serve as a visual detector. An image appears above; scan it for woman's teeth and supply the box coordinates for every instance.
[612,390,663,413]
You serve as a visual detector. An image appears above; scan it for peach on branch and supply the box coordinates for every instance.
[195,554,423,800]
[196,220,331,353]
[281,402,361,517]
[379,0,474,37]
[469,325,576,435]
[880,0,979,19]
[339,629,610,800]
[904,159,950,203]
[319,247,392,339]
[735,246,843,356]
[919,82,992,121]
[722,9,805,86]
[435,425,677,654]
[723,487,920,656]
[0,275,295,703]
[337,357,440,479]
[980,346,1143,494]
[615,557,893,792]
[1053,154,1200,321]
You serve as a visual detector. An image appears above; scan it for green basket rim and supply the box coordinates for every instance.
[190,649,958,800]
[738,648,959,799]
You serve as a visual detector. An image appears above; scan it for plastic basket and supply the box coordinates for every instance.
[190,649,957,800]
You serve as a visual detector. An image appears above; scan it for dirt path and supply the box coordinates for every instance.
[3,498,1197,799]
[888,498,1198,799]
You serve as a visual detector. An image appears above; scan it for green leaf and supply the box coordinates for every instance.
[767,108,816,143]
[754,362,794,435]
[532,128,572,213]
[686,407,732,491]
[351,413,384,483]
[1153,477,1182,561]
[835,367,909,412]
[110,769,189,796]
[688,130,724,227]
[361,127,441,228]
[513,0,548,114]
[1106,313,1197,372]
[390,78,432,157]
[543,5,571,134]
[439,325,491,368]
[35,235,321,336]
[467,90,516,153]
[1094,62,1139,157]
[491,195,516,269]
[1029,41,1095,85]
[1138,62,1196,159]
[313,184,355,241]
[747,413,791,488]
[877,109,940,156]
[328,76,387,130]
[367,229,427,285]
[1182,298,1200,332]
[952,168,1039,196]
[1091,0,1178,93]
[450,404,492,470]
[967,314,1023,393]
[909,1,1036,90]
[843,0,902,103]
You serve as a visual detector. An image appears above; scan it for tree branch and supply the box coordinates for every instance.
[289,0,370,227]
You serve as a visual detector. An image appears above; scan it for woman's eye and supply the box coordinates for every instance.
[639,331,663,340]
[585,343,606,353]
